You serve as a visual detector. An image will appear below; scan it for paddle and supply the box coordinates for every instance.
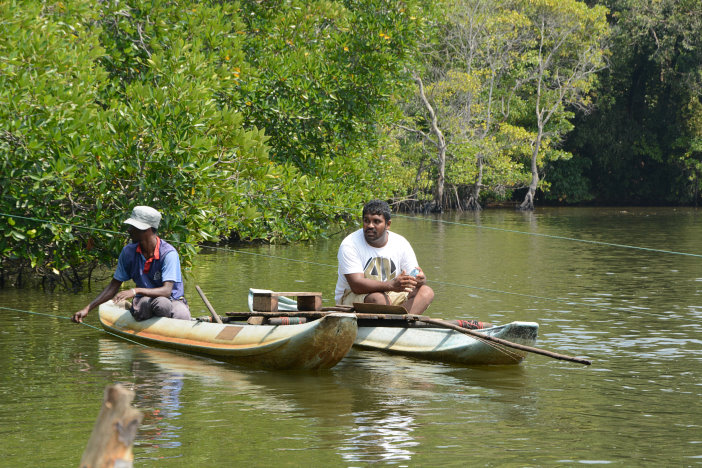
[195,285,223,324]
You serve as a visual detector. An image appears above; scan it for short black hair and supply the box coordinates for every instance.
[362,199,391,222]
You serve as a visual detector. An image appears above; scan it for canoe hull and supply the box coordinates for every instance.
[354,321,539,365]
[247,288,539,365]
[98,302,357,370]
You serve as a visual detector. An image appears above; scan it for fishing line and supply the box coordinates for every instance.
[197,245,702,323]
[5,206,702,258]
[0,213,123,236]
[2,212,700,321]
[197,243,338,269]
[241,198,702,259]
[393,214,702,258]
[0,305,148,347]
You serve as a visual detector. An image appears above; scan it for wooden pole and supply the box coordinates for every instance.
[195,285,223,324]
[79,384,143,468]
[225,310,410,321]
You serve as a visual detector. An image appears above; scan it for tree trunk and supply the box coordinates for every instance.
[452,185,463,211]
[520,188,535,211]
[414,74,447,213]
[520,129,542,211]
[435,145,446,212]
[466,155,484,211]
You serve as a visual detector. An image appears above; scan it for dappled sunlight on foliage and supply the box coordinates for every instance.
[0,0,429,287]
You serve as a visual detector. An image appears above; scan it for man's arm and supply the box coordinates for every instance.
[345,271,417,294]
[112,281,174,304]
[72,278,123,323]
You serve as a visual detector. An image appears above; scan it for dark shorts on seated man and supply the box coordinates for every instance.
[131,296,191,321]
[339,289,409,307]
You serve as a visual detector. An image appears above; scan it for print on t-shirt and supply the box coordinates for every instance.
[363,257,397,282]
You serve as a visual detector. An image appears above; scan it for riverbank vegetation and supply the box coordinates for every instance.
[1,0,700,288]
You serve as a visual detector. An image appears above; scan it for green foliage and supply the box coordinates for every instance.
[0,0,269,287]
[97,0,271,246]
[0,0,432,288]
[508,0,609,208]
[562,0,702,204]
[395,0,608,208]
[1,1,112,284]
[234,0,427,218]
[8,0,698,291]
[674,95,702,202]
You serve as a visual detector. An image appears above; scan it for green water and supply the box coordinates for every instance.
[1,207,701,466]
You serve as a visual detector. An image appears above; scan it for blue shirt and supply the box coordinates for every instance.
[114,239,184,300]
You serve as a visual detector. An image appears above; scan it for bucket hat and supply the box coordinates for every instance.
[124,206,161,230]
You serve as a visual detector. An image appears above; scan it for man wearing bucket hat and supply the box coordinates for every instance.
[72,206,191,323]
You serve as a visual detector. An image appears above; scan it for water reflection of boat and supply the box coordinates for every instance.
[96,339,532,466]
[136,347,420,463]
[247,289,539,365]
[98,301,357,370]
[135,347,358,422]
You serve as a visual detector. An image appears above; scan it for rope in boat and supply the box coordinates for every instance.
[461,332,524,362]
[0,305,148,347]
[1,212,700,321]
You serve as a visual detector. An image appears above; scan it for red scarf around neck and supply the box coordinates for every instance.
[136,236,161,273]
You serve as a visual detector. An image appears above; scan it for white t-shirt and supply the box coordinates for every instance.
[335,229,419,303]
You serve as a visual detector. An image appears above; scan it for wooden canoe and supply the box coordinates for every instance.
[247,289,539,365]
[98,301,357,370]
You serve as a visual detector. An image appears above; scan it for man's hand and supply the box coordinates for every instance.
[72,306,90,323]
[412,266,427,286]
[113,288,137,304]
[72,278,124,323]
[390,270,418,292]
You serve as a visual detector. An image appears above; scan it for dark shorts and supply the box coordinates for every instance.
[131,296,191,321]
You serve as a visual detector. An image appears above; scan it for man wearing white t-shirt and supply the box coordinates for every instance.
[335,200,434,314]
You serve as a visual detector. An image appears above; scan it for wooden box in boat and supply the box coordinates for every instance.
[98,301,357,370]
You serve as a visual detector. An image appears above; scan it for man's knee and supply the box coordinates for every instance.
[131,297,153,321]
[171,301,191,320]
[420,285,435,303]
[408,285,434,303]
[364,292,389,304]
[151,296,174,317]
